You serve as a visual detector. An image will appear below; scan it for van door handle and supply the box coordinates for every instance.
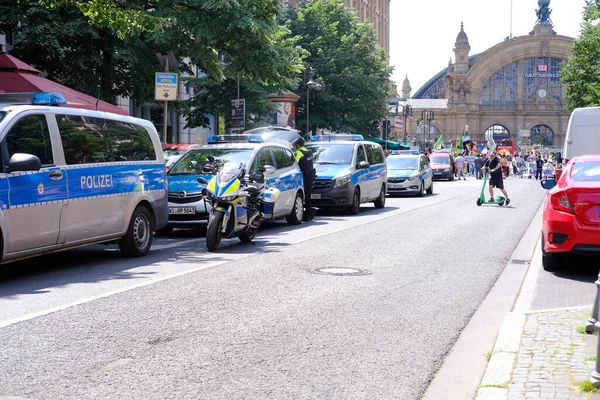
[49,170,63,180]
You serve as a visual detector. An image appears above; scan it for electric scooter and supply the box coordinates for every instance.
[476,169,505,207]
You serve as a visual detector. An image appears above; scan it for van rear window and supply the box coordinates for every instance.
[57,115,156,165]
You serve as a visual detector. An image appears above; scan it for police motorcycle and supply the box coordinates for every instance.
[198,159,280,251]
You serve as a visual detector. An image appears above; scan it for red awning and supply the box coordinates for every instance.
[0,54,127,116]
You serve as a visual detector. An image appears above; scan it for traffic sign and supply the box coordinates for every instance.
[231,99,245,129]
[155,73,179,101]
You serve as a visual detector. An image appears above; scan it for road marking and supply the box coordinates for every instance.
[0,259,231,329]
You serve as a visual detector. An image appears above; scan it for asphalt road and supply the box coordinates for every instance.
[0,176,547,399]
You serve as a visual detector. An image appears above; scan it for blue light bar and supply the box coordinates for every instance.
[391,150,419,155]
[0,92,67,106]
[207,134,264,144]
[310,134,364,142]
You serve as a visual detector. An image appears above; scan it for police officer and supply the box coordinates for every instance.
[294,137,316,221]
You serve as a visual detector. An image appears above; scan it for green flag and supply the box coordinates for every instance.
[433,135,444,150]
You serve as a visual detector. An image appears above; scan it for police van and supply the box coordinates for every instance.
[164,134,305,231]
[0,92,168,263]
[305,135,387,214]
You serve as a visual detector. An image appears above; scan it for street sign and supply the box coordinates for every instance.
[155,73,179,101]
[394,119,403,129]
[231,99,245,129]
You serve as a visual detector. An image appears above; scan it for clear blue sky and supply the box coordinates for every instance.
[388,0,586,94]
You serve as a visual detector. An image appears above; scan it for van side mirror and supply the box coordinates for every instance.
[264,165,276,175]
[8,153,41,173]
[540,179,556,190]
[358,161,370,169]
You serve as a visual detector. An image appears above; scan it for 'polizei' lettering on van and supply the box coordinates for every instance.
[81,175,114,189]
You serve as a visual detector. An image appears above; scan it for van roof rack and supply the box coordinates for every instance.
[0,92,68,106]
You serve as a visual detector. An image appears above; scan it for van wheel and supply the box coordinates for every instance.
[347,188,361,215]
[374,184,386,208]
[119,206,154,257]
[426,181,434,195]
[286,191,304,225]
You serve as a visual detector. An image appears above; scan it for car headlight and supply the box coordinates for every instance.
[333,175,352,188]
[407,174,419,181]
[444,168,451,172]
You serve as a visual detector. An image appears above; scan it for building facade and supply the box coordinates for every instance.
[398,10,575,151]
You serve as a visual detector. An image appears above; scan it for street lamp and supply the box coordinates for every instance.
[305,67,323,137]
[388,102,413,144]
[422,110,435,152]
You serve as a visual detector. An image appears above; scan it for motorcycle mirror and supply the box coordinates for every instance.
[207,156,215,163]
[202,164,214,174]
[258,166,266,173]
[197,177,208,184]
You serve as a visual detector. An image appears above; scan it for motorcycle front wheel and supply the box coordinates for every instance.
[206,210,225,251]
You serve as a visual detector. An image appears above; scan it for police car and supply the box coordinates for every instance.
[305,135,387,214]
[386,150,434,196]
[164,134,305,231]
[0,92,168,264]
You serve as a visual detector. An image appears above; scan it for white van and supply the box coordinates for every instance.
[0,92,168,264]
[563,107,600,162]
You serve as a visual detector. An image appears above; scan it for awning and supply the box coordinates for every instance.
[0,54,127,116]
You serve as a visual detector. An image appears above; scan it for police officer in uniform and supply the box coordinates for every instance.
[294,137,316,221]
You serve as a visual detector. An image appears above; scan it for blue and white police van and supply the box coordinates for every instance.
[305,134,387,214]
[0,92,167,264]
[164,134,305,231]
[386,150,434,196]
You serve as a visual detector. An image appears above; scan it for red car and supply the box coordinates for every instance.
[541,155,600,270]
[430,151,456,181]
[162,144,200,171]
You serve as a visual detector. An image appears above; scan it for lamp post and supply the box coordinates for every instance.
[388,102,413,145]
[422,110,435,152]
[305,67,323,137]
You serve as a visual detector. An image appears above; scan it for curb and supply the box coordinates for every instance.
[421,202,544,400]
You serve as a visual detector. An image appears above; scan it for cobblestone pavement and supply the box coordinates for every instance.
[508,309,599,400]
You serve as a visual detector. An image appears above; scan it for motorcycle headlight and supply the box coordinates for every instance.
[218,195,237,202]
[333,175,352,188]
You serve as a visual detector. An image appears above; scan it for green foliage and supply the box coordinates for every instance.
[0,0,159,104]
[286,0,392,137]
[38,0,161,39]
[578,380,599,393]
[576,325,587,334]
[484,351,493,361]
[560,1,600,111]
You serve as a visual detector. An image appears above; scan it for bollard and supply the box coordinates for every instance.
[590,271,600,387]
[587,274,600,334]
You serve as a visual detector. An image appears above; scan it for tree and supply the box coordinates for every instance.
[285,0,392,137]
[0,0,160,104]
[560,1,600,111]
[0,0,305,129]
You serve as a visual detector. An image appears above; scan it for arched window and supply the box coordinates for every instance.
[479,63,517,106]
[530,125,554,146]
[523,58,562,103]
[484,124,510,141]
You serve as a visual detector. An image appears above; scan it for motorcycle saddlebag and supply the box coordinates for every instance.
[260,188,280,219]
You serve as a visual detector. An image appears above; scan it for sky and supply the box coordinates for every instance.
[388,0,587,94]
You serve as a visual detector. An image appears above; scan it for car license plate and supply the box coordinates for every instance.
[434,172,441,175]
[169,207,196,215]
[311,194,321,199]
[388,184,401,189]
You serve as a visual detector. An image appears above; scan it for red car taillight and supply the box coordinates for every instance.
[550,190,574,214]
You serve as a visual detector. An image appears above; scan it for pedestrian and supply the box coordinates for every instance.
[535,155,544,180]
[455,153,466,180]
[294,137,316,221]
[474,154,484,179]
[514,153,523,176]
[483,150,510,206]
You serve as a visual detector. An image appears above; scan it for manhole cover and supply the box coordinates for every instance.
[311,267,372,276]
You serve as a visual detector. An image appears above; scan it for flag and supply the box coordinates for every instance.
[433,135,444,150]
[471,144,478,155]
[455,133,461,155]
[485,130,496,153]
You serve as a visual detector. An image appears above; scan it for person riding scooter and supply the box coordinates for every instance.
[482,150,511,206]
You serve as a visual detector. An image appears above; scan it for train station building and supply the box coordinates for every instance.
[397,8,575,151]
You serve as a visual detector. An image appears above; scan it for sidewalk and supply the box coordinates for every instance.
[476,243,600,400]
